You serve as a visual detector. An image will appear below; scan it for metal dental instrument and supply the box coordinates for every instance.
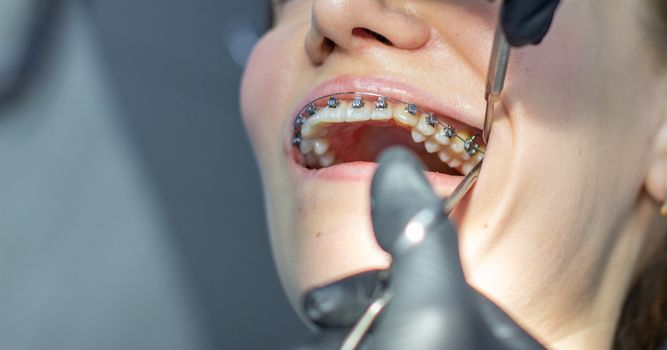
[482,23,511,144]
[442,160,483,215]
[340,291,394,350]
[428,24,504,215]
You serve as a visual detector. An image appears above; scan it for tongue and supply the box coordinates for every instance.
[326,122,460,175]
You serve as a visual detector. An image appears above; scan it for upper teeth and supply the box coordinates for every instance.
[464,136,480,156]
[405,103,418,115]
[327,97,341,108]
[425,113,438,126]
[346,100,370,122]
[313,139,330,155]
[411,129,426,143]
[292,93,484,174]
[415,115,436,136]
[424,138,441,153]
[433,125,452,145]
[394,107,419,127]
[305,103,318,116]
[371,102,393,121]
[352,95,364,108]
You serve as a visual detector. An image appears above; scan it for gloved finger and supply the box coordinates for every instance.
[473,290,545,350]
[370,146,441,254]
[302,269,385,330]
[501,0,561,46]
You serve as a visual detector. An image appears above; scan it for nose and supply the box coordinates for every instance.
[305,0,431,65]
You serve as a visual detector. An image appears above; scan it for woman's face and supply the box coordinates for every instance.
[241,0,665,343]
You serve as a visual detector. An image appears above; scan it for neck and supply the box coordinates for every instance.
[550,321,617,349]
[540,196,664,349]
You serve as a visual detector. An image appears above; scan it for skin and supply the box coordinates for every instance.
[240,0,667,348]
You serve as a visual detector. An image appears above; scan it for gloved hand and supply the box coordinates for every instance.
[499,0,561,47]
[296,147,544,350]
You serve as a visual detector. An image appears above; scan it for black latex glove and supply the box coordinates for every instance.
[499,0,561,47]
[297,147,544,350]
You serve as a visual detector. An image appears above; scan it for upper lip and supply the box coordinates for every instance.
[289,75,484,133]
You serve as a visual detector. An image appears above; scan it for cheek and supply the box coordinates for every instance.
[239,25,312,305]
[508,2,594,125]
[240,31,284,147]
[240,26,309,155]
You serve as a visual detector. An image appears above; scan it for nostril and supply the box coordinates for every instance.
[352,27,393,46]
[352,27,373,39]
[321,37,335,54]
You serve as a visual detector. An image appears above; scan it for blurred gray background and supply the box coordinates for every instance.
[0,0,305,349]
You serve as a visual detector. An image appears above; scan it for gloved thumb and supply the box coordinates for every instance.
[302,269,385,330]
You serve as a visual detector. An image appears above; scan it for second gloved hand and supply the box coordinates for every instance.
[500,0,561,47]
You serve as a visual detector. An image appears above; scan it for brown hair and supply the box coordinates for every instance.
[614,2,667,348]
[614,242,667,349]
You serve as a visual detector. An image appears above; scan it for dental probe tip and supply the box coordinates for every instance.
[482,99,494,144]
[443,160,483,216]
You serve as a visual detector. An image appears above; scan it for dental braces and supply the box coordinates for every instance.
[291,92,485,157]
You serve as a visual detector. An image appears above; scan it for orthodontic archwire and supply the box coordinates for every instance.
[291,92,485,158]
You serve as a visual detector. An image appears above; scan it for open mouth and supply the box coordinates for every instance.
[290,92,485,176]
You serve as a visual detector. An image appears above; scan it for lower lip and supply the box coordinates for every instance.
[290,159,464,194]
